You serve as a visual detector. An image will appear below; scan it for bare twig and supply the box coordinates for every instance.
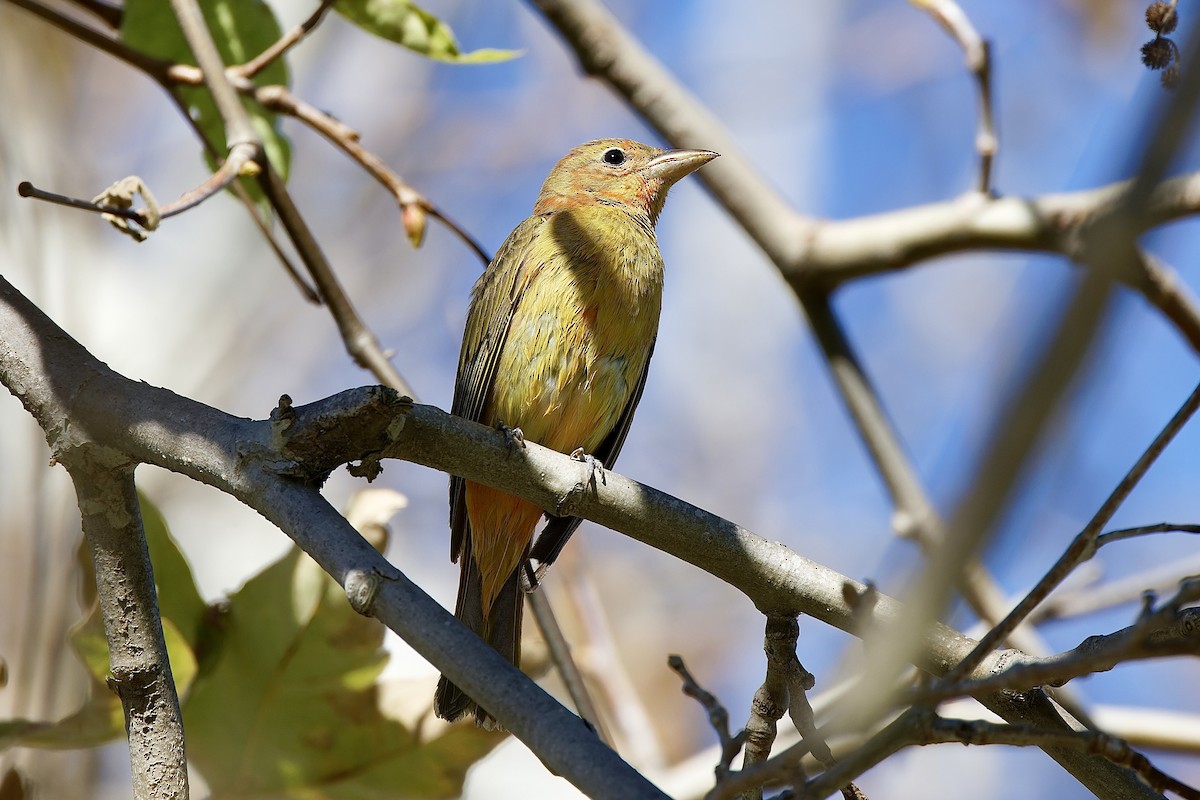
[1093,705,1200,755]
[250,84,491,265]
[1095,522,1200,548]
[233,0,337,81]
[7,0,490,272]
[257,161,417,397]
[1035,553,1200,622]
[17,180,150,227]
[669,655,747,782]
[909,715,1197,800]
[734,616,858,800]
[158,141,259,216]
[527,587,613,747]
[740,618,796,799]
[18,139,256,236]
[168,0,258,149]
[913,600,1200,707]
[801,704,1197,800]
[944,379,1200,684]
[1135,249,1200,352]
[548,551,668,769]
[157,87,320,303]
[908,0,997,193]
[67,459,188,800]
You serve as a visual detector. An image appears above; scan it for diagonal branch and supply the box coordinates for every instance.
[0,272,1162,800]
[528,0,1200,355]
[0,274,668,800]
[232,0,337,81]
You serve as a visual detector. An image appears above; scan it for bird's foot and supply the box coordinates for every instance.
[570,447,606,487]
[496,419,526,452]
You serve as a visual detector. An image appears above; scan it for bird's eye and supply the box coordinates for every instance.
[602,148,626,166]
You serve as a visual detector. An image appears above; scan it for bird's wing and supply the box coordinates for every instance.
[449,216,544,562]
[529,336,657,566]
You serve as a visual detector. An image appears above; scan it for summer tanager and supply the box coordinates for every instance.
[434,138,717,726]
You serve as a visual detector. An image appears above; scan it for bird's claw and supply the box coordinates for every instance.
[496,419,526,452]
[570,447,606,486]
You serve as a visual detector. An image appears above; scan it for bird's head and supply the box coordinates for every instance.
[534,139,717,225]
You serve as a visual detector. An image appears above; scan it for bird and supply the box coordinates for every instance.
[434,138,717,727]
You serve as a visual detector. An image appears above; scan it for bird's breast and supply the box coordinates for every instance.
[489,218,663,453]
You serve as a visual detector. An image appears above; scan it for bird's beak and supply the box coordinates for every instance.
[643,148,719,185]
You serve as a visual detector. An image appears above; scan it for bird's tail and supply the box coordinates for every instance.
[434,538,525,729]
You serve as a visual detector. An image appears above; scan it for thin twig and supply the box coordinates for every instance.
[735,616,860,800]
[912,601,1200,707]
[908,0,997,193]
[944,380,1200,684]
[155,87,321,302]
[17,180,148,226]
[527,587,613,747]
[740,617,796,800]
[1095,522,1200,547]
[1134,249,1200,352]
[669,655,747,782]
[552,549,668,768]
[7,0,490,269]
[251,84,491,265]
[233,0,337,81]
[257,160,417,397]
[1035,553,1200,622]
[169,0,257,148]
[159,141,258,217]
[912,715,1197,800]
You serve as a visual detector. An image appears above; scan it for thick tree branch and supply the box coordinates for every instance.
[0,273,1162,799]
[66,457,187,800]
[0,275,667,800]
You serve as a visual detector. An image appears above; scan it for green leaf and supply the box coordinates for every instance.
[336,0,520,63]
[185,547,504,798]
[120,0,292,213]
[0,495,203,753]
[0,612,197,752]
[0,695,124,751]
[140,492,207,651]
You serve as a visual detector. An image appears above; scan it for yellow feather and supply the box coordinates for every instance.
[436,138,716,726]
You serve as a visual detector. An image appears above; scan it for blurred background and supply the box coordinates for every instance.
[1,0,1198,797]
